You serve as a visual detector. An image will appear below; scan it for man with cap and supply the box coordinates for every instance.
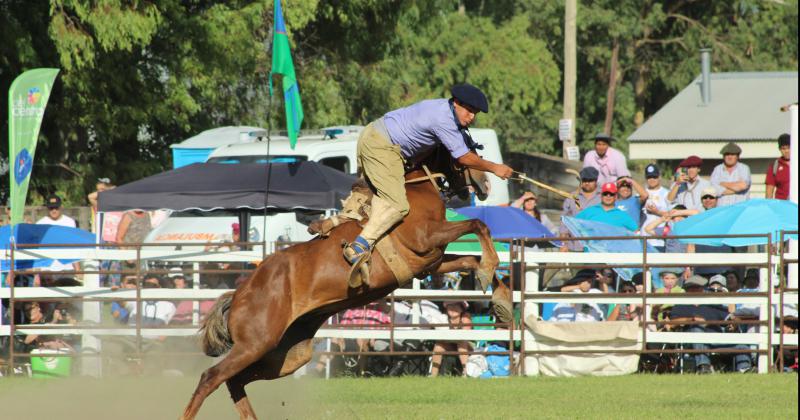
[335,84,513,272]
[582,133,631,186]
[765,133,791,200]
[614,175,648,228]
[36,195,77,228]
[710,142,751,207]
[559,166,601,251]
[642,163,671,246]
[575,182,638,231]
[667,155,713,211]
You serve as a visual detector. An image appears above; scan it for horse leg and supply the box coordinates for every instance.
[225,339,315,420]
[432,254,480,274]
[180,343,271,420]
[424,220,500,290]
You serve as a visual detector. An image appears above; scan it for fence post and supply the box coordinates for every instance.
[81,258,102,377]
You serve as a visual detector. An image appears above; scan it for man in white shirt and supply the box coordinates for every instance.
[36,195,77,227]
[667,155,712,211]
[710,142,751,207]
[642,164,670,246]
[35,195,77,273]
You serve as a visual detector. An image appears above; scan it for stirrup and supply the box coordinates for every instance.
[344,236,370,265]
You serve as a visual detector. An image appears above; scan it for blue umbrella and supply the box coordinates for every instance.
[673,199,798,247]
[1,223,96,272]
[453,206,555,241]
[561,216,661,284]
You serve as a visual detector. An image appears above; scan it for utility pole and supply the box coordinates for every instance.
[561,0,578,160]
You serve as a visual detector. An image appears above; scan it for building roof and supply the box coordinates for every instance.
[628,72,798,143]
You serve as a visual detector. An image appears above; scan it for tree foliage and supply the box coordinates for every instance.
[0,0,797,206]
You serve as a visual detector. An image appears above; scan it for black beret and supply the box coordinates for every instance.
[594,133,614,143]
[579,166,599,181]
[778,133,790,147]
[564,269,596,286]
[450,83,489,113]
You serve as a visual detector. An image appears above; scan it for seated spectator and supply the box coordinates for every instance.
[667,155,712,211]
[125,275,177,336]
[551,269,606,322]
[670,275,752,374]
[608,281,643,321]
[707,275,729,293]
[615,176,648,228]
[724,270,741,293]
[711,142,751,207]
[511,191,556,232]
[651,270,686,329]
[338,301,391,375]
[111,276,137,324]
[559,167,601,252]
[576,182,638,232]
[430,301,472,377]
[582,133,630,186]
[765,134,790,200]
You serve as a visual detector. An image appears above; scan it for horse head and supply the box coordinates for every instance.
[419,144,489,201]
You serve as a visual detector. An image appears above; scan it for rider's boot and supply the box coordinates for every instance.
[343,196,404,287]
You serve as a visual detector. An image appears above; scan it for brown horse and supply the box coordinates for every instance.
[180,154,510,419]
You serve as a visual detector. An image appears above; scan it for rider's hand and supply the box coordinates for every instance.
[492,164,513,180]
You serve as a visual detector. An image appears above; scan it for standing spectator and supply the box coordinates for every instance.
[615,176,648,228]
[699,186,719,211]
[115,210,152,245]
[430,301,472,377]
[87,177,115,233]
[582,133,631,186]
[667,155,712,211]
[576,182,638,231]
[559,167,601,251]
[36,195,76,227]
[511,191,556,232]
[36,195,78,274]
[710,142,751,206]
[765,133,791,200]
[642,164,671,247]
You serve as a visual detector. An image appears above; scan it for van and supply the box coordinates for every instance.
[206,126,509,206]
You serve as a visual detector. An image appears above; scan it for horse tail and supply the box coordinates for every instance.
[200,291,235,357]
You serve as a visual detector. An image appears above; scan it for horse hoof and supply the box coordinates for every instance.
[491,290,513,325]
[476,270,492,292]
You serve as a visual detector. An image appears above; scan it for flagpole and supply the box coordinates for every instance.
[262,21,275,257]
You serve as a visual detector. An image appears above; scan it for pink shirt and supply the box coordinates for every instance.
[583,147,631,186]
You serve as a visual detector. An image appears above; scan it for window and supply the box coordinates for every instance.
[319,156,350,173]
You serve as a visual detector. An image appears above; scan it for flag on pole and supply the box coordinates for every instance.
[8,68,60,226]
[270,0,304,149]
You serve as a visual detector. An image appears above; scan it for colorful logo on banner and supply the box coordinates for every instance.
[27,87,42,105]
[14,149,33,185]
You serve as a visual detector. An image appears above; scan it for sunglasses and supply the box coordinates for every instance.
[601,192,616,197]
[701,195,716,200]
[581,179,596,183]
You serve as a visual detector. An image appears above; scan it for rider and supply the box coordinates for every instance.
[342,83,514,266]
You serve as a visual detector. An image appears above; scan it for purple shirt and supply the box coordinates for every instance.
[383,99,469,163]
[582,147,630,186]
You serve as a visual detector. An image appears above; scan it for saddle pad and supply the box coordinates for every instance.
[374,235,414,287]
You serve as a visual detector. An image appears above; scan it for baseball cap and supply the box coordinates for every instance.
[700,187,717,198]
[616,177,632,188]
[168,267,185,278]
[46,195,62,209]
[644,164,660,178]
[601,182,618,194]
[97,177,111,184]
[594,133,614,144]
[684,274,708,288]
[709,274,727,287]
[579,166,599,181]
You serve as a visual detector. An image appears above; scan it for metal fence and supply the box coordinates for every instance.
[1,233,797,377]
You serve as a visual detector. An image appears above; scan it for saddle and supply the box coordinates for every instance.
[307,180,413,289]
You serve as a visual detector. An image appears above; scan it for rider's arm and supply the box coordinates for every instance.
[456,151,513,179]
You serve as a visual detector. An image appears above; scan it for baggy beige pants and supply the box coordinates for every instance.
[357,123,410,216]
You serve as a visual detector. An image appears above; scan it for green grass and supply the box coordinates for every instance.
[0,374,796,419]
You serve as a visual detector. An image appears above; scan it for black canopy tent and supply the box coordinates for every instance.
[97,162,357,212]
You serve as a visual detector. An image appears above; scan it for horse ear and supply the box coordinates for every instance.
[468,169,489,201]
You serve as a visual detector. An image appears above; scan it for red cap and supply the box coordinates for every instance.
[679,155,703,168]
[601,182,618,194]
[231,223,240,233]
